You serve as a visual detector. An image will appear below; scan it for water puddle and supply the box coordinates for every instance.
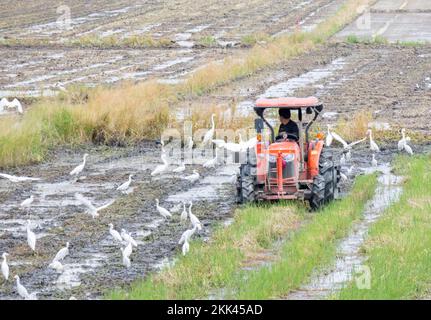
[288,163,403,299]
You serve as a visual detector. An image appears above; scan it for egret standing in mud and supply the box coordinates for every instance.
[53,242,69,263]
[70,153,89,178]
[120,229,138,247]
[367,129,380,152]
[188,201,202,230]
[120,247,131,268]
[172,162,185,173]
[1,253,9,281]
[183,170,200,183]
[116,174,133,193]
[155,199,172,219]
[182,239,190,256]
[203,148,218,168]
[108,224,123,243]
[14,275,37,300]
[26,220,36,252]
[340,154,346,166]
[398,128,414,155]
[151,153,169,176]
[180,202,188,222]
[202,114,216,145]
[178,225,197,245]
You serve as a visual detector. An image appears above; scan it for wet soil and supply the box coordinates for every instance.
[0,142,237,299]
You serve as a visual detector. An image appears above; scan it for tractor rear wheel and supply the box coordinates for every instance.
[236,149,257,204]
[309,174,326,210]
[310,149,337,210]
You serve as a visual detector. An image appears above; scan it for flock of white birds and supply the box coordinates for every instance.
[0,110,414,300]
[325,125,414,181]
[0,113,255,300]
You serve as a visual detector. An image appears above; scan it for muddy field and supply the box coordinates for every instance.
[0,142,240,299]
[0,0,345,96]
[1,0,431,301]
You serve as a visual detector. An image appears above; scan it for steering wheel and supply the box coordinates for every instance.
[276,132,299,142]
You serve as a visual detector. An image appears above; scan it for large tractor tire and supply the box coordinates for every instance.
[309,174,326,210]
[319,150,337,203]
[309,148,337,210]
[236,149,257,204]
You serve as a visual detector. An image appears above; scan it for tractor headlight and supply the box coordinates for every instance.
[268,155,277,163]
[283,154,294,162]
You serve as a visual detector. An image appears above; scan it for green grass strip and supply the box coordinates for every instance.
[338,154,431,299]
[107,174,377,300]
[227,174,377,299]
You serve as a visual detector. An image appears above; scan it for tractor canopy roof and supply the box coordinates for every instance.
[255,97,321,109]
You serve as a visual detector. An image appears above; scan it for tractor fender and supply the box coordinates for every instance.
[307,140,324,177]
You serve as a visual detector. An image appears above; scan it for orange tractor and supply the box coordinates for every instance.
[236,97,340,210]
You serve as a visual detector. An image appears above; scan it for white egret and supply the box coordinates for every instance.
[367,129,380,152]
[109,224,123,243]
[203,149,218,168]
[48,261,64,273]
[155,199,172,219]
[188,202,202,230]
[0,173,41,183]
[120,247,131,268]
[202,114,216,145]
[75,193,115,218]
[15,275,31,299]
[53,242,69,262]
[325,125,333,146]
[183,170,200,183]
[240,136,257,151]
[180,202,188,221]
[347,165,355,176]
[151,154,169,176]
[172,162,185,173]
[0,98,8,110]
[178,226,197,245]
[69,296,77,300]
[1,253,9,281]
[120,229,138,247]
[398,128,407,151]
[182,240,190,256]
[371,154,378,167]
[26,220,36,252]
[20,195,34,209]
[70,153,89,176]
[10,98,23,114]
[122,241,133,258]
[116,174,133,192]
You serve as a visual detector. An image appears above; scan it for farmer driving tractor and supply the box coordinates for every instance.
[276,108,299,142]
